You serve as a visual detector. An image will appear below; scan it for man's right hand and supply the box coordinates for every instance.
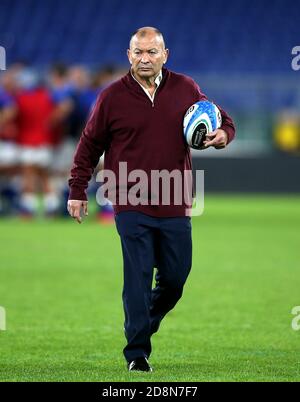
[67,200,88,224]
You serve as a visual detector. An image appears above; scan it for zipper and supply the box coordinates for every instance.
[131,71,163,108]
[145,88,155,108]
[137,85,156,107]
[150,87,158,108]
[136,78,158,107]
[150,76,164,107]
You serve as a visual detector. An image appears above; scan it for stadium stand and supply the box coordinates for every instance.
[0,0,299,74]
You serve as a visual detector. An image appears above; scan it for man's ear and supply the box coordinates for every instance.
[127,49,132,65]
[164,49,169,64]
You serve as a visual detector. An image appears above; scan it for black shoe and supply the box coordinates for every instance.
[127,357,153,372]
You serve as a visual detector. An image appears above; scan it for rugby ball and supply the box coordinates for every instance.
[183,101,222,149]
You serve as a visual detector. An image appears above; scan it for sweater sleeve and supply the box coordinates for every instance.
[68,92,110,201]
[192,81,236,144]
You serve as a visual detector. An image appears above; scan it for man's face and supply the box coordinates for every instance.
[127,33,169,80]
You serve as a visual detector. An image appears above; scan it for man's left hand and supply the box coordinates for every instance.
[203,129,228,149]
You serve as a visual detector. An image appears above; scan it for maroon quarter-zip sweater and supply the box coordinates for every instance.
[69,68,235,217]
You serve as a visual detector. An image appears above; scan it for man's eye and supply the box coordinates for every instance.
[149,51,157,55]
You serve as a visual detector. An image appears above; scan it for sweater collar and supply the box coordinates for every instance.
[130,69,162,88]
[126,67,168,90]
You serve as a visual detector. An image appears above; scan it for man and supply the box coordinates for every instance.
[0,71,18,215]
[68,27,235,372]
[16,68,60,216]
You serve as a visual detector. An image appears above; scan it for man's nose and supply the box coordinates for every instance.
[140,53,150,63]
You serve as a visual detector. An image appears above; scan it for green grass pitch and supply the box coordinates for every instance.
[0,195,299,382]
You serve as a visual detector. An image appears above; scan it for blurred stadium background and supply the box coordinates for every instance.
[0,0,299,382]
[0,0,300,216]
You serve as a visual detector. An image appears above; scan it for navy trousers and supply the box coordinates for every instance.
[115,211,192,363]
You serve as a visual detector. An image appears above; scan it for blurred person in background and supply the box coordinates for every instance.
[50,65,97,216]
[48,63,74,145]
[0,68,19,215]
[16,68,59,216]
[90,65,121,223]
[50,64,125,220]
[47,63,75,214]
[273,89,300,155]
[274,111,300,154]
[91,64,120,92]
[68,65,118,222]
[68,65,97,137]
